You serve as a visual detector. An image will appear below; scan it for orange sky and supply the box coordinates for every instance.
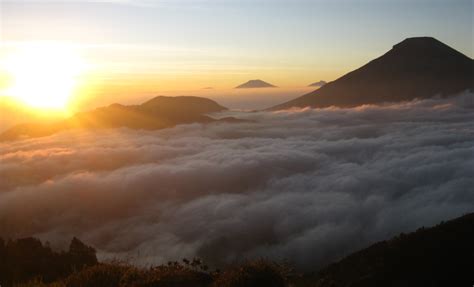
[0,0,472,112]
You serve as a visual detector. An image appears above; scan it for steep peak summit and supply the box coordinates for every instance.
[392,37,440,49]
[389,37,471,60]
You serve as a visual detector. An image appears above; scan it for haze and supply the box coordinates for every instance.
[1,0,472,111]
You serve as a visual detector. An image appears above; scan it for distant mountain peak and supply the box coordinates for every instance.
[235,79,276,89]
[269,37,473,110]
[0,96,229,141]
[393,36,441,49]
[388,36,470,60]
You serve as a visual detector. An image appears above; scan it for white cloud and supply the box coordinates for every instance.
[0,93,473,270]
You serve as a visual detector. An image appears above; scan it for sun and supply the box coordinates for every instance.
[3,43,85,110]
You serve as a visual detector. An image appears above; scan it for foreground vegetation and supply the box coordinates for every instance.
[1,213,473,287]
[0,237,289,287]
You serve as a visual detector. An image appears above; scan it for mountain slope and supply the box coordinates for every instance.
[303,213,474,287]
[235,79,277,89]
[270,37,474,110]
[0,96,228,141]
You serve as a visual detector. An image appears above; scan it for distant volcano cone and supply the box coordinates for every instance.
[235,79,277,89]
[270,37,473,110]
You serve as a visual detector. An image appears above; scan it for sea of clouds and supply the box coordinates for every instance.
[1,93,473,270]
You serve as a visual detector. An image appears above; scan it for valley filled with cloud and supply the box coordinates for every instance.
[1,93,473,270]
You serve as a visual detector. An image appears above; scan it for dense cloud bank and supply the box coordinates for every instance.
[1,94,473,270]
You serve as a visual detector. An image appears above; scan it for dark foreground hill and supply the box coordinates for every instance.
[270,37,474,110]
[300,213,474,287]
[2,213,473,287]
[0,96,231,141]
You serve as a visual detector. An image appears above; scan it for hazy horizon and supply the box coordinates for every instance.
[1,0,473,112]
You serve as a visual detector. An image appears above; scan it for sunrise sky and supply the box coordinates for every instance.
[1,1,474,277]
[0,0,473,110]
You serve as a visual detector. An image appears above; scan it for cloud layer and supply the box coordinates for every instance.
[1,94,473,270]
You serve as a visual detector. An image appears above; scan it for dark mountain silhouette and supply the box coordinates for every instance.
[302,213,474,287]
[235,79,277,89]
[0,96,230,141]
[308,80,327,87]
[270,37,474,110]
[3,214,473,286]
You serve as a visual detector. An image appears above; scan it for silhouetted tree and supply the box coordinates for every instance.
[68,237,98,269]
[0,237,97,287]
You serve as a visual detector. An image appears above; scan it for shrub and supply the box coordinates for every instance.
[59,260,212,287]
[212,259,287,287]
[120,265,212,287]
[14,278,65,287]
[62,264,129,287]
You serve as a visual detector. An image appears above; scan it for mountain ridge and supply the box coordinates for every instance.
[305,212,474,287]
[270,37,474,110]
[0,96,231,141]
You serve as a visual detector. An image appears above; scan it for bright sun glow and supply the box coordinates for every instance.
[3,43,85,109]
